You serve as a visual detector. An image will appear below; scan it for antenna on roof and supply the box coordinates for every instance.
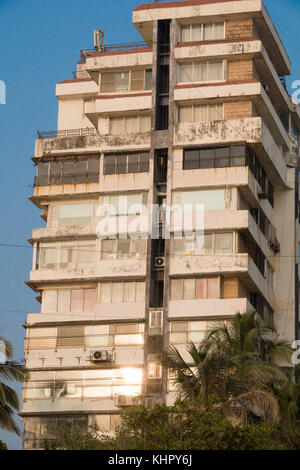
[94,29,104,51]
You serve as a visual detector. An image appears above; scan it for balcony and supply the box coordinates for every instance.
[81,41,152,58]
[35,128,151,157]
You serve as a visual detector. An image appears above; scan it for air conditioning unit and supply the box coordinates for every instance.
[114,395,141,407]
[155,256,165,269]
[90,350,112,363]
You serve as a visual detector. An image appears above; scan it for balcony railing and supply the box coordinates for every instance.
[37,127,98,139]
[81,41,152,58]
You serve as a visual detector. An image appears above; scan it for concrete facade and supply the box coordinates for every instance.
[23,0,300,449]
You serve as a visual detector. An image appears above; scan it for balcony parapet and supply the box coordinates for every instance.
[35,130,151,157]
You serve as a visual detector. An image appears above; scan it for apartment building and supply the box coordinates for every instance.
[22,0,300,449]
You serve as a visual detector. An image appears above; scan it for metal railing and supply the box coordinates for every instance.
[37,127,98,139]
[81,41,152,58]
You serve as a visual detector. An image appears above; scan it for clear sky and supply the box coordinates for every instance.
[0,0,299,450]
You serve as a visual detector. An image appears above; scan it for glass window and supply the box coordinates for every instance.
[194,62,207,81]
[184,278,195,300]
[214,23,225,39]
[110,117,124,134]
[115,72,129,92]
[170,279,184,300]
[70,290,84,313]
[112,283,124,303]
[179,63,193,83]
[145,70,152,91]
[191,24,201,41]
[43,290,57,313]
[179,106,193,123]
[181,25,191,42]
[124,282,136,303]
[57,290,70,312]
[207,278,219,298]
[208,61,223,80]
[136,282,145,302]
[214,233,233,254]
[100,283,111,303]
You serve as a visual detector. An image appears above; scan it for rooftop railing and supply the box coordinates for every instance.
[37,127,98,139]
[80,40,152,58]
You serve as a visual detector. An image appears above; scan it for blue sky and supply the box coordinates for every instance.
[0,0,299,450]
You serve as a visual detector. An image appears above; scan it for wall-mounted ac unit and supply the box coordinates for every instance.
[90,350,112,363]
[114,395,141,407]
[155,256,165,269]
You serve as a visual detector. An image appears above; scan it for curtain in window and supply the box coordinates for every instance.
[208,61,223,80]
[110,117,124,134]
[179,106,193,123]
[214,233,233,253]
[181,25,190,42]
[194,62,207,81]
[191,24,201,41]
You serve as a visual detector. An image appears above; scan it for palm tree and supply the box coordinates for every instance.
[0,332,28,435]
[162,312,291,424]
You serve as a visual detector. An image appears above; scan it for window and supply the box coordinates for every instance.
[99,282,146,303]
[148,363,162,379]
[169,321,215,344]
[149,310,163,328]
[178,104,223,123]
[180,22,225,42]
[173,189,230,211]
[183,146,247,170]
[49,202,97,228]
[178,61,224,83]
[104,152,150,175]
[101,69,152,93]
[43,288,97,313]
[38,241,96,270]
[170,277,219,300]
[103,192,148,216]
[57,326,85,348]
[35,158,100,187]
[109,115,151,134]
[171,233,234,256]
[101,238,146,260]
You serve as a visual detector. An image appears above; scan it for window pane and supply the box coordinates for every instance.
[179,63,193,82]
[194,105,207,122]
[125,116,139,133]
[203,23,213,40]
[214,23,225,40]
[139,153,150,173]
[191,24,201,41]
[110,118,123,134]
[139,115,151,132]
[115,72,129,91]
[101,239,116,260]
[58,204,93,226]
[104,155,116,175]
[100,283,111,303]
[117,239,131,259]
[115,155,127,174]
[57,290,70,312]
[208,104,222,121]
[181,25,190,42]
[128,154,139,173]
[145,70,152,91]
[179,106,193,123]
[101,72,115,93]
[71,290,84,313]
[215,147,230,168]
[207,278,219,298]
[44,291,57,313]
[171,279,183,300]
[214,233,233,253]
[112,283,123,303]
[208,61,223,81]
[195,279,207,299]
[184,278,195,300]
[136,282,145,302]
[183,149,199,170]
[130,69,144,91]
[199,148,214,168]
[194,62,207,81]
[124,282,136,303]
[84,289,97,312]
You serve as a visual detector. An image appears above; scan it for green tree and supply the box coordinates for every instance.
[162,312,291,424]
[0,332,28,435]
[49,401,286,450]
[0,440,7,450]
